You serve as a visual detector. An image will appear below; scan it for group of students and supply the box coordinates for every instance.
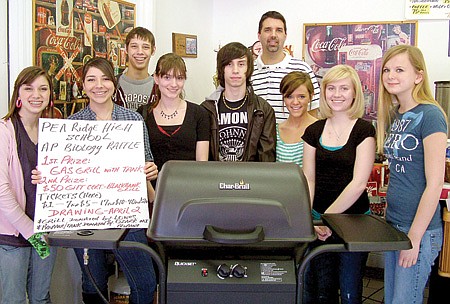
[0,9,447,304]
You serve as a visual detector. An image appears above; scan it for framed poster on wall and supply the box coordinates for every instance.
[172,33,198,58]
[303,21,417,124]
[33,0,135,117]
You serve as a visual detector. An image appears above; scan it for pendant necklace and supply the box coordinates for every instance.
[222,93,248,111]
[329,119,353,142]
[160,100,181,119]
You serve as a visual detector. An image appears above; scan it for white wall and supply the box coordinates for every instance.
[152,0,215,103]
[0,0,8,117]
[7,0,33,115]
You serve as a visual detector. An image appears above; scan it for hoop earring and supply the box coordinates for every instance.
[16,99,22,108]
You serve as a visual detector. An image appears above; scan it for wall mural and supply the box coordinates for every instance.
[33,0,135,117]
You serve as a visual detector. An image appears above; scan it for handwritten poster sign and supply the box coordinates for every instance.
[405,0,450,19]
[35,118,150,232]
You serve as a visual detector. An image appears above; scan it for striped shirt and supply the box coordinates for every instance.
[275,123,304,167]
[251,54,320,123]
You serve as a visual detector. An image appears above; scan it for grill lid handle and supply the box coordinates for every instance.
[203,225,265,244]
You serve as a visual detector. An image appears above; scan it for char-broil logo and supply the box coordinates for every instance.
[219,179,250,190]
[174,261,197,267]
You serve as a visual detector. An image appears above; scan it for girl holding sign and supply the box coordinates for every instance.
[68,57,157,304]
[0,66,57,303]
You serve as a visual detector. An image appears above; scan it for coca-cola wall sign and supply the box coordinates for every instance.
[33,0,136,117]
[303,21,417,123]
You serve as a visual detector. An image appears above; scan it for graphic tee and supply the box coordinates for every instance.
[217,95,248,161]
[118,73,154,111]
[384,104,447,229]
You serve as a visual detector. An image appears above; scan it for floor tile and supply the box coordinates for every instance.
[362,267,429,303]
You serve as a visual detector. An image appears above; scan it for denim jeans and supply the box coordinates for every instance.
[74,228,156,304]
[303,239,368,304]
[384,225,442,304]
[0,245,57,304]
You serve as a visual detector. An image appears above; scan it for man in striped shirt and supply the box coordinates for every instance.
[251,11,320,123]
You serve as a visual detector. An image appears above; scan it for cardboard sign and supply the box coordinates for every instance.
[35,118,150,232]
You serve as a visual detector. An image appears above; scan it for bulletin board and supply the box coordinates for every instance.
[33,0,135,116]
[303,21,417,124]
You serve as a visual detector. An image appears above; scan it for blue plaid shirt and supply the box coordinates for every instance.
[69,104,154,161]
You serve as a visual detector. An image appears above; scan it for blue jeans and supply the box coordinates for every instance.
[74,229,156,304]
[384,225,442,304]
[303,239,368,304]
[0,245,57,304]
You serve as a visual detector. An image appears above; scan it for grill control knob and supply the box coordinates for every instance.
[217,263,230,279]
[231,264,246,278]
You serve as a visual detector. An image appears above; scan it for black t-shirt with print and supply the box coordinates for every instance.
[217,95,248,161]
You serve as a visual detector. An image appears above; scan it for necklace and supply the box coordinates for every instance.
[222,93,248,111]
[329,119,353,142]
[160,100,182,119]
[160,109,178,119]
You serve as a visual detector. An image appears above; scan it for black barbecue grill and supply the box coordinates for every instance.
[48,160,411,304]
[148,161,317,304]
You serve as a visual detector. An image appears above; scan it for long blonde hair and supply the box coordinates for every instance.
[376,45,447,154]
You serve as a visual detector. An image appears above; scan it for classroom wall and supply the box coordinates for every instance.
[152,0,215,103]
[211,0,450,96]
[3,0,449,117]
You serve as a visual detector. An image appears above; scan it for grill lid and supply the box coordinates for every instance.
[148,161,316,248]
